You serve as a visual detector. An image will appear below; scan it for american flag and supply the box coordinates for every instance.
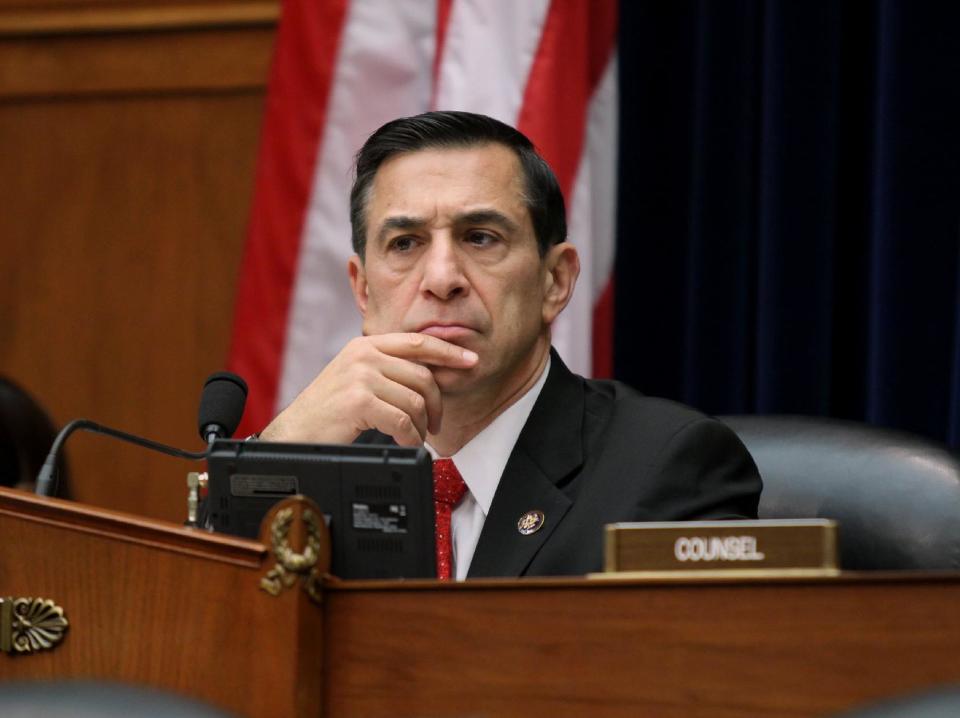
[229,0,618,435]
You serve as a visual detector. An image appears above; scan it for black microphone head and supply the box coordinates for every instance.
[198,372,248,441]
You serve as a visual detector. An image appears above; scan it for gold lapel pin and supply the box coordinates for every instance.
[517,510,545,535]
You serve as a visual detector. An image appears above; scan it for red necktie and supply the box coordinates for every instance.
[432,458,468,580]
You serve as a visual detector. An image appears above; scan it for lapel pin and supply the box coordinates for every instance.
[517,510,545,535]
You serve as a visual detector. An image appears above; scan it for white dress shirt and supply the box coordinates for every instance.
[425,357,550,580]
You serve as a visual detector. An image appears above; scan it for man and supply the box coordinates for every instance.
[261,111,761,578]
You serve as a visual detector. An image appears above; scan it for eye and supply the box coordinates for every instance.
[464,230,499,247]
[387,235,418,252]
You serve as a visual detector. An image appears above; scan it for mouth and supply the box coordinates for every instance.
[415,323,478,342]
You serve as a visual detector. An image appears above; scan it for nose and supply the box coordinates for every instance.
[420,236,468,301]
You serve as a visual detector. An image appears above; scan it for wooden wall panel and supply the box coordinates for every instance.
[0,1,278,521]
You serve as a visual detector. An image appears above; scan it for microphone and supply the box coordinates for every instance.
[34,372,249,498]
[197,372,248,445]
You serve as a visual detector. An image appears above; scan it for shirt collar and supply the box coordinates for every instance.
[426,356,551,515]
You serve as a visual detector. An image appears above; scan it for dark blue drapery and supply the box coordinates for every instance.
[615,1,960,447]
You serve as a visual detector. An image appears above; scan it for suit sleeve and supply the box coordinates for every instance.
[646,417,762,520]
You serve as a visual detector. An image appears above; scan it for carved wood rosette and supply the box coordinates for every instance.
[0,596,69,654]
[259,496,331,603]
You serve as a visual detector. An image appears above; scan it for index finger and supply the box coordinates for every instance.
[370,333,479,368]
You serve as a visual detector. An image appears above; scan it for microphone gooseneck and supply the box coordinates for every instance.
[35,419,207,498]
[34,371,249,498]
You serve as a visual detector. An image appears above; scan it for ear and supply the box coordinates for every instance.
[348,255,368,316]
[541,242,580,325]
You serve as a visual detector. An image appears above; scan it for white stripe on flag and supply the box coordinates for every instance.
[551,53,619,376]
[272,0,616,410]
[434,0,552,122]
[279,0,439,409]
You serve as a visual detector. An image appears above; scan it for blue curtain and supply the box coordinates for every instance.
[614,1,960,447]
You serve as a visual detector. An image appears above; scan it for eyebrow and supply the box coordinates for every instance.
[374,209,521,247]
[455,209,520,234]
[375,215,425,247]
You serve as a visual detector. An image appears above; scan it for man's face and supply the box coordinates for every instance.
[349,143,569,396]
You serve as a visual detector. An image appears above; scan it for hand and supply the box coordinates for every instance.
[259,333,478,446]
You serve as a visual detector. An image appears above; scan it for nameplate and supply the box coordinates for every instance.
[603,519,838,575]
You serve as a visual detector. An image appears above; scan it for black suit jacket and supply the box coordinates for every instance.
[360,350,762,577]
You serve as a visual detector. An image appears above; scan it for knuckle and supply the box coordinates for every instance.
[394,412,414,434]
[415,365,433,384]
[344,337,369,361]
[410,393,426,415]
[406,333,426,348]
[349,387,373,410]
[354,364,376,383]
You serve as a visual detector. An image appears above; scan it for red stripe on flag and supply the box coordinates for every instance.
[517,0,617,194]
[592,277,615,378]
[431,0,454,108]
[516,0,618,376]
[228,0,350,436]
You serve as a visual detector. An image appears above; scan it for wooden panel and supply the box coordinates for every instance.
[323,575,960,717]
[0,0,275,15]
[0,26,276,98]
[0,2,276,521]
[0,488,325,717]
[5,484,960,718]
[0,2,278,36]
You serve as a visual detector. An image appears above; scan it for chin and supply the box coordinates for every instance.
[431,366,477,394]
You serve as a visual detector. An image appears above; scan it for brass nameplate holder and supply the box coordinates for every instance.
[602,519,839,578]
[1,596,69,654]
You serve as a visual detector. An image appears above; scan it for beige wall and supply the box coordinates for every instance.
[0,0,278,521]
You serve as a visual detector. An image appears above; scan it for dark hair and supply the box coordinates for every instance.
[350,111,567,258]
[0,376,69,496]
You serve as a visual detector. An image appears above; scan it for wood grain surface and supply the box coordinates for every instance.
[0,487,324,717]
[4,489,960,717]
[321,574,960,717]
[0,1,276,522]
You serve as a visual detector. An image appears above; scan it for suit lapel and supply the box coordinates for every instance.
[467,352,584,577]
